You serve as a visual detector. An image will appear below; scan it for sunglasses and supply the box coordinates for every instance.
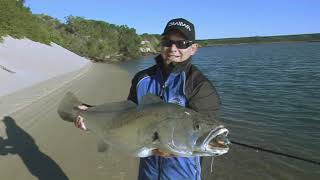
[161,39,194,49]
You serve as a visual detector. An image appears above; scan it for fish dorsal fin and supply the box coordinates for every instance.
[141,93,163,106]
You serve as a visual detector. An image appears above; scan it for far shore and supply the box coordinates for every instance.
[197,39,320,48]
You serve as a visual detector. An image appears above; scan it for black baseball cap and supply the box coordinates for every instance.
[162,18,195,41]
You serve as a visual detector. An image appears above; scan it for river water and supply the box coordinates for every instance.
[121,42,320,180]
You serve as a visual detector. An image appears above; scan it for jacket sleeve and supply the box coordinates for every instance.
[187,81,221,119]
[127,75,139,104]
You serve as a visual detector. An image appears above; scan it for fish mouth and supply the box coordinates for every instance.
[196,126,230,156]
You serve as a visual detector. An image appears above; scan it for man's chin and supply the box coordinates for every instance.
[166,58,182,64]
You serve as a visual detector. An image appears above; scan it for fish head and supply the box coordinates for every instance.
[192,123,229,156]
[189,111,230,156]
[157,109,230,157]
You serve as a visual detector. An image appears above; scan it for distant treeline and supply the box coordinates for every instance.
[0,0,159,62]
[1,0,319,62]
[197,33,320,46]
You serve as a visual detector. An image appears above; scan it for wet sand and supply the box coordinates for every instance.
[0,63,139,180]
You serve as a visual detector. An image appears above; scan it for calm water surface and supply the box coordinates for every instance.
[121,42,320,180]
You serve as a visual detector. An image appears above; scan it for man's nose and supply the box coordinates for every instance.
[169,43,178,51]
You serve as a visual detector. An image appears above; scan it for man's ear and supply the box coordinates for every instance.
[190,43,198,55]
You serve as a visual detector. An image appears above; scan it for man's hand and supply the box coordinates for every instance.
[74,115,87,130]
[152,149,174,158]
[74,105,89,130]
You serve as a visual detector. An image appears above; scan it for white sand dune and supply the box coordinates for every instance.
[0,36,89,97]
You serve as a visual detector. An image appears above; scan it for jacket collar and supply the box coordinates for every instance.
[154,55,192,74]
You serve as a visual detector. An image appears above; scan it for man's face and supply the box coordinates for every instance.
[160,31,198,65]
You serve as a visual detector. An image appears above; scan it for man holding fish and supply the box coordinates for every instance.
[71,18,224,180]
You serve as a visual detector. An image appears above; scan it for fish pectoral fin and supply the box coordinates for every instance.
[97,140,109,153]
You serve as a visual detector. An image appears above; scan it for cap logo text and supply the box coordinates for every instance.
[168,21,191,31]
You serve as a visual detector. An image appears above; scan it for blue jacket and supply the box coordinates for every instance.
[128,55,220,180]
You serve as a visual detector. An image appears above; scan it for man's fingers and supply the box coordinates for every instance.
[74,116,87,130]
[73,105,89,130]
[80,120,87,130]
[74,116,81,127]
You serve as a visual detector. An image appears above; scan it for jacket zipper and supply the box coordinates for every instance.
[160,83,166,99]
[159,70,167,100]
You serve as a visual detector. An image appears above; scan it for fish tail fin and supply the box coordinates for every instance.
[57,92,82,122]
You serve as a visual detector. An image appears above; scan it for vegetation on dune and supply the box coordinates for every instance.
[0,0,60,44]
[43,15,142,62]
[0,0,146,62]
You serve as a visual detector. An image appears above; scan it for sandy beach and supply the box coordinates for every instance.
[0,37,138,179]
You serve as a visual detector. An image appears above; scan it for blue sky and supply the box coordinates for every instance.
[25,0,320,40]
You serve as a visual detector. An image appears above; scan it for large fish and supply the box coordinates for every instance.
[57,92,230,157]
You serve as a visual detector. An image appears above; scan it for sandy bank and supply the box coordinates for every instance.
[0,36,89,97]
[0,62,138,180]
[0,37,138,179]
